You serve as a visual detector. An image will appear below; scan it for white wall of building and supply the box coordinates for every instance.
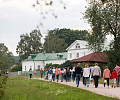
[22,61,34,71]
[22,59,66,71]
[67,40,93,60]
[67,49,92,60]
[34,61,45,70]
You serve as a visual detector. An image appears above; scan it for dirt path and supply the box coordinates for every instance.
[33,78,120,99]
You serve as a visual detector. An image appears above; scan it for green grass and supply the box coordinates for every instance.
[3,77,118,100]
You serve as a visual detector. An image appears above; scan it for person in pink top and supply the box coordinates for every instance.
[115,64,120,87]
[103,66,111,88]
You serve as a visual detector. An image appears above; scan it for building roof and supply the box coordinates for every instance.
[22,52,67,62]
[66,40,88,50]
[71,52,108,63]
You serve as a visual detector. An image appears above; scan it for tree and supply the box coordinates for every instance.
[84,0,120,67]
[16,29,43,61]
[84,4,106,52]
[44,28,89,53]
[44,32,68,53]
[0,43,14,70]
[11,64,22,72]
[49,28,89,46]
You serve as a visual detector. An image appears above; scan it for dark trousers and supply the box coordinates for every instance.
[76,74,81,85]
[66,74,69,82]
[30,74,32,79]
[52,74,55,81]
[104,78,109,87]
[41,73,43,78]
[93,76,99,88]
[72,74,75,81]
[56,75,59,80]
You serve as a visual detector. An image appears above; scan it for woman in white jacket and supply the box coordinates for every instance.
[83,64,90,87]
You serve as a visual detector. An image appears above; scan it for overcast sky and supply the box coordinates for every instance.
[0,0,91,56]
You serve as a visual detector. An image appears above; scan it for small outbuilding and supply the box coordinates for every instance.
[71,52,108,66]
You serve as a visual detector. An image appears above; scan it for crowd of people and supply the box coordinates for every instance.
[29,63,120,88]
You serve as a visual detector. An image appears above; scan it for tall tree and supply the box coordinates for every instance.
[0,43,14,70]
[85,3,106,52]
[44,32,68,53]
[51,28,89,46]
[16,29,43,61]
[84,0,120,67]
[44,28,89,53]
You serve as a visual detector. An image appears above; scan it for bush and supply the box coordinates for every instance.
[45,63,59,69]
[61,60,73,69]
[11,64,22,72]
[0,75,8,99]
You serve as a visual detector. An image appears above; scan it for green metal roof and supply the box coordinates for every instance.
[22,52,67,62]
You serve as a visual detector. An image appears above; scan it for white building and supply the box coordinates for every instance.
[22,53,67,71]
[22,40,93,71]
[66,40,93,60]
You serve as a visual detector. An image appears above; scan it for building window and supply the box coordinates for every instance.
[25,66,26,71]
[76,43,80,49]
[77,53,79,58]
[70,53,72,58]
[38,65,40,70]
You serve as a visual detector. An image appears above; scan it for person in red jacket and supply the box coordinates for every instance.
[110,69,117,88]
[55,66,61,82]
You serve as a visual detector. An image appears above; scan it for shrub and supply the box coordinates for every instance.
[0,74,8,99]
[11,64,22,72]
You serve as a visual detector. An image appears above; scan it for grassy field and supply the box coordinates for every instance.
[2,77,118,100]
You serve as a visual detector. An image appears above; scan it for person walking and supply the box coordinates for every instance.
[91,63,101,88]
[110,69,117,88]
[52,67,56,81]
[90,64,94,85]
[114,64,120,87]
[60,66,64,82]
[71,67,76,82]
[29,68,33,79]
[66,66,70,82]
[83,64,90,87]
[48,66,53,81]
[55,66,61,82]
[40,68,43,78]
[43,68,46,79]
[75,63,83,87]
[33,69,36,77]
[103,66,111,88]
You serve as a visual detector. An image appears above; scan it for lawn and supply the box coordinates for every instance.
[3,77,118,100]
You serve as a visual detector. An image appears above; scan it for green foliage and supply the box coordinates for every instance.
[84,0,120,70]
[0,43,14,70]
[12,56,20,64]
[45,61,73,69]
[11,64,22,72]
[44,28,89,53]
[54,28,88,46]
[0,76,8,99]
[61,60,73,69]
[16,29,43,61]
[45,63,59,69]
[44,32,68,53]
[84,3,106,52]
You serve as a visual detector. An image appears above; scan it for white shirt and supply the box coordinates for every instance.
[83,68,90,77]
[52,69,55,74]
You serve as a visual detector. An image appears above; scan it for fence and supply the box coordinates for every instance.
[9,71,41,77]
